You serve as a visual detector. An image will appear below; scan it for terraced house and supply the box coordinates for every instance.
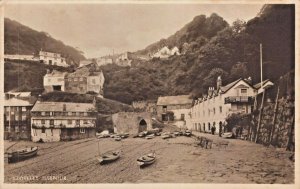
[189,76,274,134]
[4,96,37,140]
[31,101,97,142]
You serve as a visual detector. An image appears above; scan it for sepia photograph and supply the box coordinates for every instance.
[1,0,297,188]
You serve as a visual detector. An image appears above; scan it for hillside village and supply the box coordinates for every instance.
[3,4,295,184]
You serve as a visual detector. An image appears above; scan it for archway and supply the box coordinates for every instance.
[138,119,147,132]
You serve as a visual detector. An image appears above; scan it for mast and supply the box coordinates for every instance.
[260,43,263,89]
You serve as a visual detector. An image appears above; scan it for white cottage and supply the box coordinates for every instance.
[39,51,69,67]
[189,76,273,134]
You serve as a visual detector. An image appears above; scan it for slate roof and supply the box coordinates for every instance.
[157,95,193,106]
[4,97,35,107]
[253,79,272,89]
[45,70,67,77]
[31,102,95,112]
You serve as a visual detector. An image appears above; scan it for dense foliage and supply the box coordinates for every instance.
[5,18,86,66]
[41,91,133,114]
[4,60,74,92]
[103,5,295,104]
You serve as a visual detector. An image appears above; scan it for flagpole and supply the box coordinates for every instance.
[260,43,263,88]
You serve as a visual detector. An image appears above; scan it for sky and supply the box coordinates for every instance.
[5,3,263,58]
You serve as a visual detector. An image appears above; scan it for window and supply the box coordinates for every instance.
[181,114,185,121]
[45,112,50,116]
[50,120,54,125]
[72,112,76,116]
[15,126,19,132]
[76,120,80,126]
[219,106,222,113]
[80,112,84,116]
[213,108,216,115]
[83,120,88,124]
[163,106,167,112]
[83,112,88,116]
[92,79,96,84]
[15,115,19,121]
[41,112,45,116]
[241,89,247,95]
[41,120,45,124]
[80,128,85,133]
[68,120,72,124]
[42,128,46,133]
[22,115,26,121]
[51,129,53,136]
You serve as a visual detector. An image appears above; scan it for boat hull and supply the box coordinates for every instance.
[7,147,38,163]
[98,151,120,165]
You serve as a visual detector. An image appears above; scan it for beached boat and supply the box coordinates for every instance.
[145,134,155,139]
[137,152,156,167]
[98,151,121,165]
[6,146,38,163]
[222,132,234,138]
[185,130,192,137]
[115,136,122,141]
[161,134,171,139]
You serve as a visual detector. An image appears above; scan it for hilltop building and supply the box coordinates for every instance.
[156,95,193,128]
[39,50,69,67]
[43,64,105,96]
[152,46,180,59]
[65,66,105,96]
[4,54,38,61]
[79,59,94,68]
[31,101,97,142]
[43,70,67,92]
[189,76,274,134]
[4,96,37,140]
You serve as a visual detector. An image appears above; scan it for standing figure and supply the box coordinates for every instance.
[211,123,216,135]
[219,121,222,137]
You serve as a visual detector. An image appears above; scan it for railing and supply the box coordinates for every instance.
[224,96,254,104]
[32,123,95,129]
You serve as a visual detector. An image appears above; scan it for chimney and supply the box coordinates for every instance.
[37,94,42,102]
[93,97,97,108]
[217,76,222,90]
[247,76,252,85]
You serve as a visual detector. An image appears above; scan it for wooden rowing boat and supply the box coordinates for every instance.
[137,152,156,167]
[98,151,121,165]
[6,146,38,163]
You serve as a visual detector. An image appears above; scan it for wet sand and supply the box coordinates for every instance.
[4,132,294,183]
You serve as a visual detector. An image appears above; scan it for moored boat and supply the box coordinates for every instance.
[98,151,121,165]
[6,146,38,163]
[137,152,156,167]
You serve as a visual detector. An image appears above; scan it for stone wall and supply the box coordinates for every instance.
[253,99,294,149]
[112,112,152,135]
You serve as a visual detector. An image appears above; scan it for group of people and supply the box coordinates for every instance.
[210,121,226,137]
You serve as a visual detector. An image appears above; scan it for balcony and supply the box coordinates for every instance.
[224,96,254,104]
